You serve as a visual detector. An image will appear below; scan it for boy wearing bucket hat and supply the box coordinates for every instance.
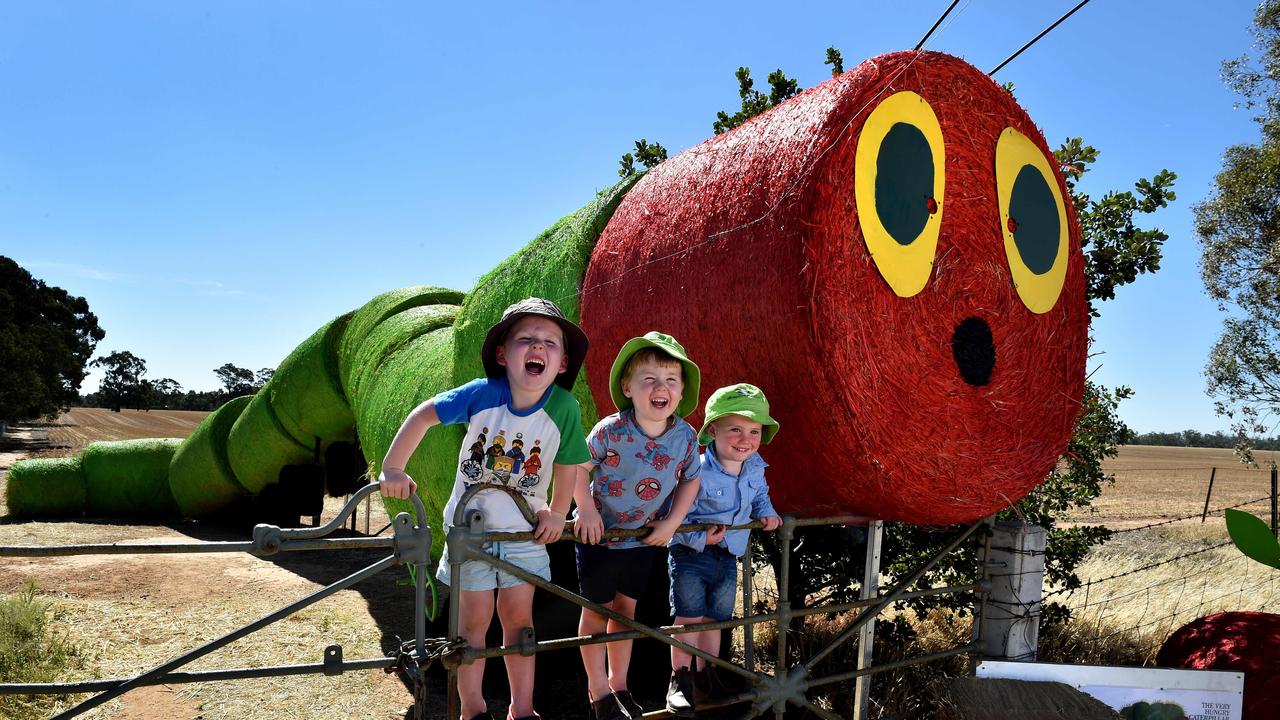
[666,383,781,714]
[379,297,591,720]
[573,332,703,720]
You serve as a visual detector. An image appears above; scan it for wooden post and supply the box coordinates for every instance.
[1271,465,1278,538]
[1201,467,1217,523]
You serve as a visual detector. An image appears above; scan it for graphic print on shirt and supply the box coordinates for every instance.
[615,508,645,524]
[635,477,662,501]
[635,440,674,471]
[602,415,634,444]
[603,448,621,467]
[461,427,547,490]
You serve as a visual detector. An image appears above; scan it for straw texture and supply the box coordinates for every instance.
[338,286,464,392]
[270,314,356,446]
[82,439,181,517]
[227,391,314,494]
[168,395,252,518]
[5,456,86,517]
[1157,612,1279,720]
[581,51,1087,524]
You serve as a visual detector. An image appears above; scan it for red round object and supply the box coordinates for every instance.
[580,51,1087,524]
[1157,611,1280,720]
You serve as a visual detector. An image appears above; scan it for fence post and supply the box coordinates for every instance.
[852,520,884,720]
[1271,465,1278,538]
[979,521,1045,661]
[1201,467,1217,523]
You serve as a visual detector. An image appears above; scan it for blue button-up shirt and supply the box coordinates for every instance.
[671,450,777,557]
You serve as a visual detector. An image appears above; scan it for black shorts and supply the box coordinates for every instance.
[575,543,658,604]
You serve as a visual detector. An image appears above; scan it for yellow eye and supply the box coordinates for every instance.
[855,91,945,298]
[995,127,1069,314]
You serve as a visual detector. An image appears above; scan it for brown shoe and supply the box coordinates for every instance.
[665,667,696,716]
[589,693,627,720]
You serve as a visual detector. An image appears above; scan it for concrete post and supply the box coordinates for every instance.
[979,521,1045,661]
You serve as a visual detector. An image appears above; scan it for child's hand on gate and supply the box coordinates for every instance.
[642,517,680,546]
[379,468,417,500]
[760,515,782,532]
[706,524,727,546]
[534,508,568,544]
[574,505,604,545]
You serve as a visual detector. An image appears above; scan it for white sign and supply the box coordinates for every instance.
[976,660,1244,720]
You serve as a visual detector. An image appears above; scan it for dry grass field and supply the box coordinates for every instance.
[2,414,1278,719]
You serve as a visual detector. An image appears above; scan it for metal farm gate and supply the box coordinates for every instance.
[1,484,992,720]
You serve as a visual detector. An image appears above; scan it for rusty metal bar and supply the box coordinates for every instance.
[0,658,397,694]
[808,642,982,688]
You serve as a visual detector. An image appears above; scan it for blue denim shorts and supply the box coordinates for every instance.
[436,538,551,591]
[669,544,738,620]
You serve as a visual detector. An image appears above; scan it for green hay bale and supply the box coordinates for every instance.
[82,439,181,517]
[452,177,638,429]
[355,328,461,559]
[227,391,314,494]
[5,456,86,517]
[339,286,465,393]
[269,313,357,446]
[168,395,252,518]
[346,304,459,415]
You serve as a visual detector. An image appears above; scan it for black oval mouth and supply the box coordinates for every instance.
[952,317,995,387]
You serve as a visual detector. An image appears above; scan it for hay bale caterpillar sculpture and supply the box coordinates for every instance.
[6,51,1087,546]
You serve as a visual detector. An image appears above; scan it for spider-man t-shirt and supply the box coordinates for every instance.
[584,409,700,549]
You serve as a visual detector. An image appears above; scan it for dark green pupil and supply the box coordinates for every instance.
[875,122,933,246]
[1009,164,1059,275]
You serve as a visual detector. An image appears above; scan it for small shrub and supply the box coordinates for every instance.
[0,581,87,720]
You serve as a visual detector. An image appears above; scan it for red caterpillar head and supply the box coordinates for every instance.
[582,51,1086,525]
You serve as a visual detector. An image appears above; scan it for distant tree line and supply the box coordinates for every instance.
[1129,429,1280,451]
[78,354,273,412]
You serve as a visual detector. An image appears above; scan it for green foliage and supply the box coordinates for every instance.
[618,138,669,178]
[1196,1,1280,451]
[0,256,104,426]
[214,362,258,398]
[90,350,148,412]
[1225,507,1280,567]
[1055,139,1176,315]
[825,46,843,76]
[0,581,86,720]
[713,66,801,135]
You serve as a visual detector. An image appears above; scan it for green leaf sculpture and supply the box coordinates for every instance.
[1224,508,1280,569]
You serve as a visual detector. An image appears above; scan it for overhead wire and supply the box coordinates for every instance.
[989,0,1094,76]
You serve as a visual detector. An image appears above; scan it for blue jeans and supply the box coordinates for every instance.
[669,543,738,620]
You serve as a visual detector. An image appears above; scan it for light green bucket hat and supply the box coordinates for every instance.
[608,331,702,417]
[698,383,780,446]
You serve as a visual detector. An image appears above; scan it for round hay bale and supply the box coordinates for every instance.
[168,395,252,518]
[5,456,86,517]
[269,313,357,446]
[338,286,464,393]
[354,327,462,558]
[1157,611,1280,720]
[82,439,181,517]
[581,51,1087,524]
[452,176,637,427]
[346,304,459,414]
[227,391,314,494]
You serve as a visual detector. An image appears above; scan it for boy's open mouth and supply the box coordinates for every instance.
[650,397,669,409]
[525,359,546,375]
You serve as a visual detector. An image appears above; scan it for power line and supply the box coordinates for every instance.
[990,0,1093,76]
[916,0,963,50]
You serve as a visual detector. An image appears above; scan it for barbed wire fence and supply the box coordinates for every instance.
[1028,463,1279,663]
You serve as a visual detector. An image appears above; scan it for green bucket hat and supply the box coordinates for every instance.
[608,331,702,417]
[698,383,780,446]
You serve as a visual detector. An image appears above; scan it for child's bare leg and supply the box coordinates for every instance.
[605,593,638,691]
[497,583,537,719]
[670,615,701,670]
[697,624,721,665]
[458,589,496,719]
[579,603,613,701]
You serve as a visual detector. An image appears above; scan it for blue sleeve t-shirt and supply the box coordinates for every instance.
[584,409,701,549]
[436,376,589,532]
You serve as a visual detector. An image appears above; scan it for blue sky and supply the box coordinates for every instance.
[0,1,1265,434]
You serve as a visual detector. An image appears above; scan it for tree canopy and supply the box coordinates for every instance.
[0,257,105,426]
[1196,0,1280,452]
